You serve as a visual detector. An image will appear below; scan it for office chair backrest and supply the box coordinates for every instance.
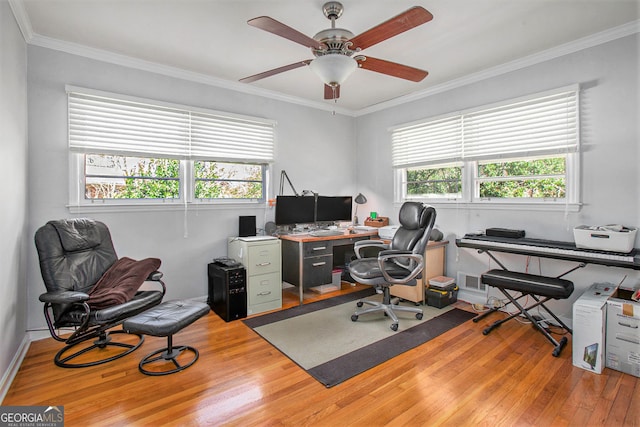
[35,218,118,320]
[391,202,437,258]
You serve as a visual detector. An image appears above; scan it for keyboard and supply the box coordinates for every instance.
[457,234,640,270]
[309,229,346,237]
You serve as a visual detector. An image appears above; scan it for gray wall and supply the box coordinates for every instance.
[356,34,640,319]
[25,46,357,331]
[0,0,28,391]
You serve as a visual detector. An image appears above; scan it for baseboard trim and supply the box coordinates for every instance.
[0,335,31,403]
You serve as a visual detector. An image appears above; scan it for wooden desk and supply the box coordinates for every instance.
[390,240,449,304]
[280,230,379,304]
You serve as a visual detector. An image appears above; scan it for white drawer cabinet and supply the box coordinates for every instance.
[228,237,282,315]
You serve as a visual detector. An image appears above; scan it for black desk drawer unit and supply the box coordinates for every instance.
[302,255,333,286]
[282,235,371,288]
[303,241,332,257]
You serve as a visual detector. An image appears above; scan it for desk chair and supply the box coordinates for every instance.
[349,202,436,331]
[35,218,166,367]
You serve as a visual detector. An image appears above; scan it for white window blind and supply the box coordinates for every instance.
[190,112,274,163]
[391,86,578,168]
[463,89,578,160]
[68,88,275,162]
[391,115,463,168]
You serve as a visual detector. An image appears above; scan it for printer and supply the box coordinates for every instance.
[378,225,399,240]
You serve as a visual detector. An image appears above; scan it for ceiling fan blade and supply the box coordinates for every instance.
[357,56,428,82]
[240,60,311,83]
[349,7,433,51]
[324,84,340,100]
[248,16,325,50]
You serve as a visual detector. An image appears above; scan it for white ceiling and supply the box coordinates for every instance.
[11,0,640,113]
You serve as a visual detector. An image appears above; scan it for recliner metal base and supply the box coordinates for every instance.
[55,330,144,368]
[138,335,199,376]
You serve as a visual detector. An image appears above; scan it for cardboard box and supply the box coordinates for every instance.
[572,282,617,373]
[605,288,640,377]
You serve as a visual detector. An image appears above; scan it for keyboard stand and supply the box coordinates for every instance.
[463,241,584,357]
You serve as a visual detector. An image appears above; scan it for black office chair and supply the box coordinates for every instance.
[34,218,166,368]
[349,202,437,331]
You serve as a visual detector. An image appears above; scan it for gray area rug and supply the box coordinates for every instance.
[244,289,476,387]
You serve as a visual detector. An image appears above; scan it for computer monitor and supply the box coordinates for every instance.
[274,196,315,225]
[316,196,353,222]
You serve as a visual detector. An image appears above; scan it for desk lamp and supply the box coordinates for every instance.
[353,193,367,225]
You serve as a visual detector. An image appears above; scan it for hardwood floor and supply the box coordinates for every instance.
[3,284,639,426]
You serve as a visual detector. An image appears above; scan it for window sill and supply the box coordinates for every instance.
[67,200,267,214]
[396,200,582,213]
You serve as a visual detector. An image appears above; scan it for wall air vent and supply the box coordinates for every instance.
[457,272,487,295]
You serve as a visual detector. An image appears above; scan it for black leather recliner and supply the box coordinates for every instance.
[34,218,166,368]
[349,202,437,331]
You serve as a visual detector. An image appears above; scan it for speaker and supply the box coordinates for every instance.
[239,215,256,237]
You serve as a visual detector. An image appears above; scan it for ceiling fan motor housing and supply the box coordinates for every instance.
[313,2,355,58]
[313,28,355,57]
[322,2,344,20]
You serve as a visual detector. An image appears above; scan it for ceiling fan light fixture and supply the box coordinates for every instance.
[309,54,357,87]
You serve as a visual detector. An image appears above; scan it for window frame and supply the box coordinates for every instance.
[392,85,581,211]
[66,86,274,211]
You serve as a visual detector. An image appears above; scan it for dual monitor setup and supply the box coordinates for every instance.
[275,195,352,228]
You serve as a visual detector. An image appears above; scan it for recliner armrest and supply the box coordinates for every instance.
[147,271,163,281]
[143,271,167,296]
[39,290,89,304]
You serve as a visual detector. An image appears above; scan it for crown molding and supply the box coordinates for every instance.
[8,0,638,117]
[355,19,640,116]
[26,33,355,117]
[7,0,33,42]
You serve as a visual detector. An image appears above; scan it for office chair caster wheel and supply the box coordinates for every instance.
[351,314,358,322]
[356,301,363,307]
[416,313,423,320]
[390,323,398,331]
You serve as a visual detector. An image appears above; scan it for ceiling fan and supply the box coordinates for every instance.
[240,2,433,101]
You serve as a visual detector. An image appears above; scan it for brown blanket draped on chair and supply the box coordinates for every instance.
[88,257,161,309]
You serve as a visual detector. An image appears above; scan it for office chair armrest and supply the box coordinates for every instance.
[377,251,424,285]
[354,240,389,258]
[39,290,90,304]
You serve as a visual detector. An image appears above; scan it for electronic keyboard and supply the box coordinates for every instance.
[456,234,640,270]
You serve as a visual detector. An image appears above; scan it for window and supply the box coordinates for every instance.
[476,156,566,200]
[392,85,579,207]
[67,86,275,208]
[406,163,462,199]
[85,154,180,200]
[194,161,264,200]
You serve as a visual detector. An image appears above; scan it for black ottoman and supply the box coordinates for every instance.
[123,300,210,375]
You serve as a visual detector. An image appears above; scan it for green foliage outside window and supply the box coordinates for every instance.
[194,161,263,199]
[478,158,566,198]
[407,166,462,197]
[117,158,180,199]
[85,155,180,199]
[85,155,263,200]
